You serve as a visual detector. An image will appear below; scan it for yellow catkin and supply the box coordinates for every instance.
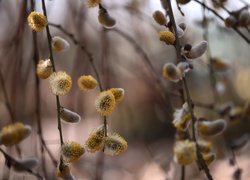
[56,163,71,178]
[61,141,85,163]
[77,75,98,91]
[152,11,166,25]
[85,125,105,153]
[162,63,182,82]
[104,133,128,156]
[198,140,212,154]
[202,153,216,166]
[174,140,196,165]
[159,30,176,45]
[95,91,116,116]
[108,88,125,103]
[36,59,53,79]
[49,71,72,96]
[27,11,47,32]
[0,122,31,146]
[87,0,101,8]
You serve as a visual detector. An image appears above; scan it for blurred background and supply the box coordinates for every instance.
[0,0,250,179]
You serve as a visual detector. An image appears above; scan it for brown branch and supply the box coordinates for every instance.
[41,0,64,146]
[193,0,250,45]
[166,0,213,179]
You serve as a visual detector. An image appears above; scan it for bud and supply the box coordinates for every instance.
[162,63,182,82]
[61,141,85,163]
[172,103,191,131]
[238,9,250,26]
[224,15,237,28]
[98,9,116,28]
[174,140,196,165]
[13,158,39,172]
[108,88,125,103]
[152,11,166,26]
[27,11,47,32]
[77,75,98,91]
[159,30,176,45]
[85,125,105,153]
[36,59,53,79]
[95,91,116,116]
[160,0,168,10]
[104,133,128,156]
[0,122,32,146]
[177,61,191,77]
[49,71,72,96]
[196,119,227,137]
[185,41,208,59]
[52,36,70,52]
[177,0,191,5]
[60,107,81,123]
[87,0,101,8]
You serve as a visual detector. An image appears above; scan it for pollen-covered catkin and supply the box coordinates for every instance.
[49,71,72,96]
[108,88,125,103]
[159,31,176,45]
[87,0,101,8]
[77,75,98,91]
[61,141,85,163]
[0,122,32,146]
[85,125,106,153]
[27,11,47,32]
[174,140,196,165]
[36,59,53,79]
[104,133,128,156]
[95,90,116,116]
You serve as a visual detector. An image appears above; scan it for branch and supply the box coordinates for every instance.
[166,0,213,179]
[193,0,250,45]
[41,0,64,146]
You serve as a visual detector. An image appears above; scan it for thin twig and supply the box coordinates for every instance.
[193,0,250,45]
[41,0,64,146]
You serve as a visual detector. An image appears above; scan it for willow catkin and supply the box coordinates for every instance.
[27,11,47,32]
[95,91,116,116]
[49,71,72,96]
[60,107,81,123]
[36,59,53,79]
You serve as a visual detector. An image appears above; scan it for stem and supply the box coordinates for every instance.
[193,0,250,45]
[181,165,185,180]
[166,0,213,179]
[41,0,64,146]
